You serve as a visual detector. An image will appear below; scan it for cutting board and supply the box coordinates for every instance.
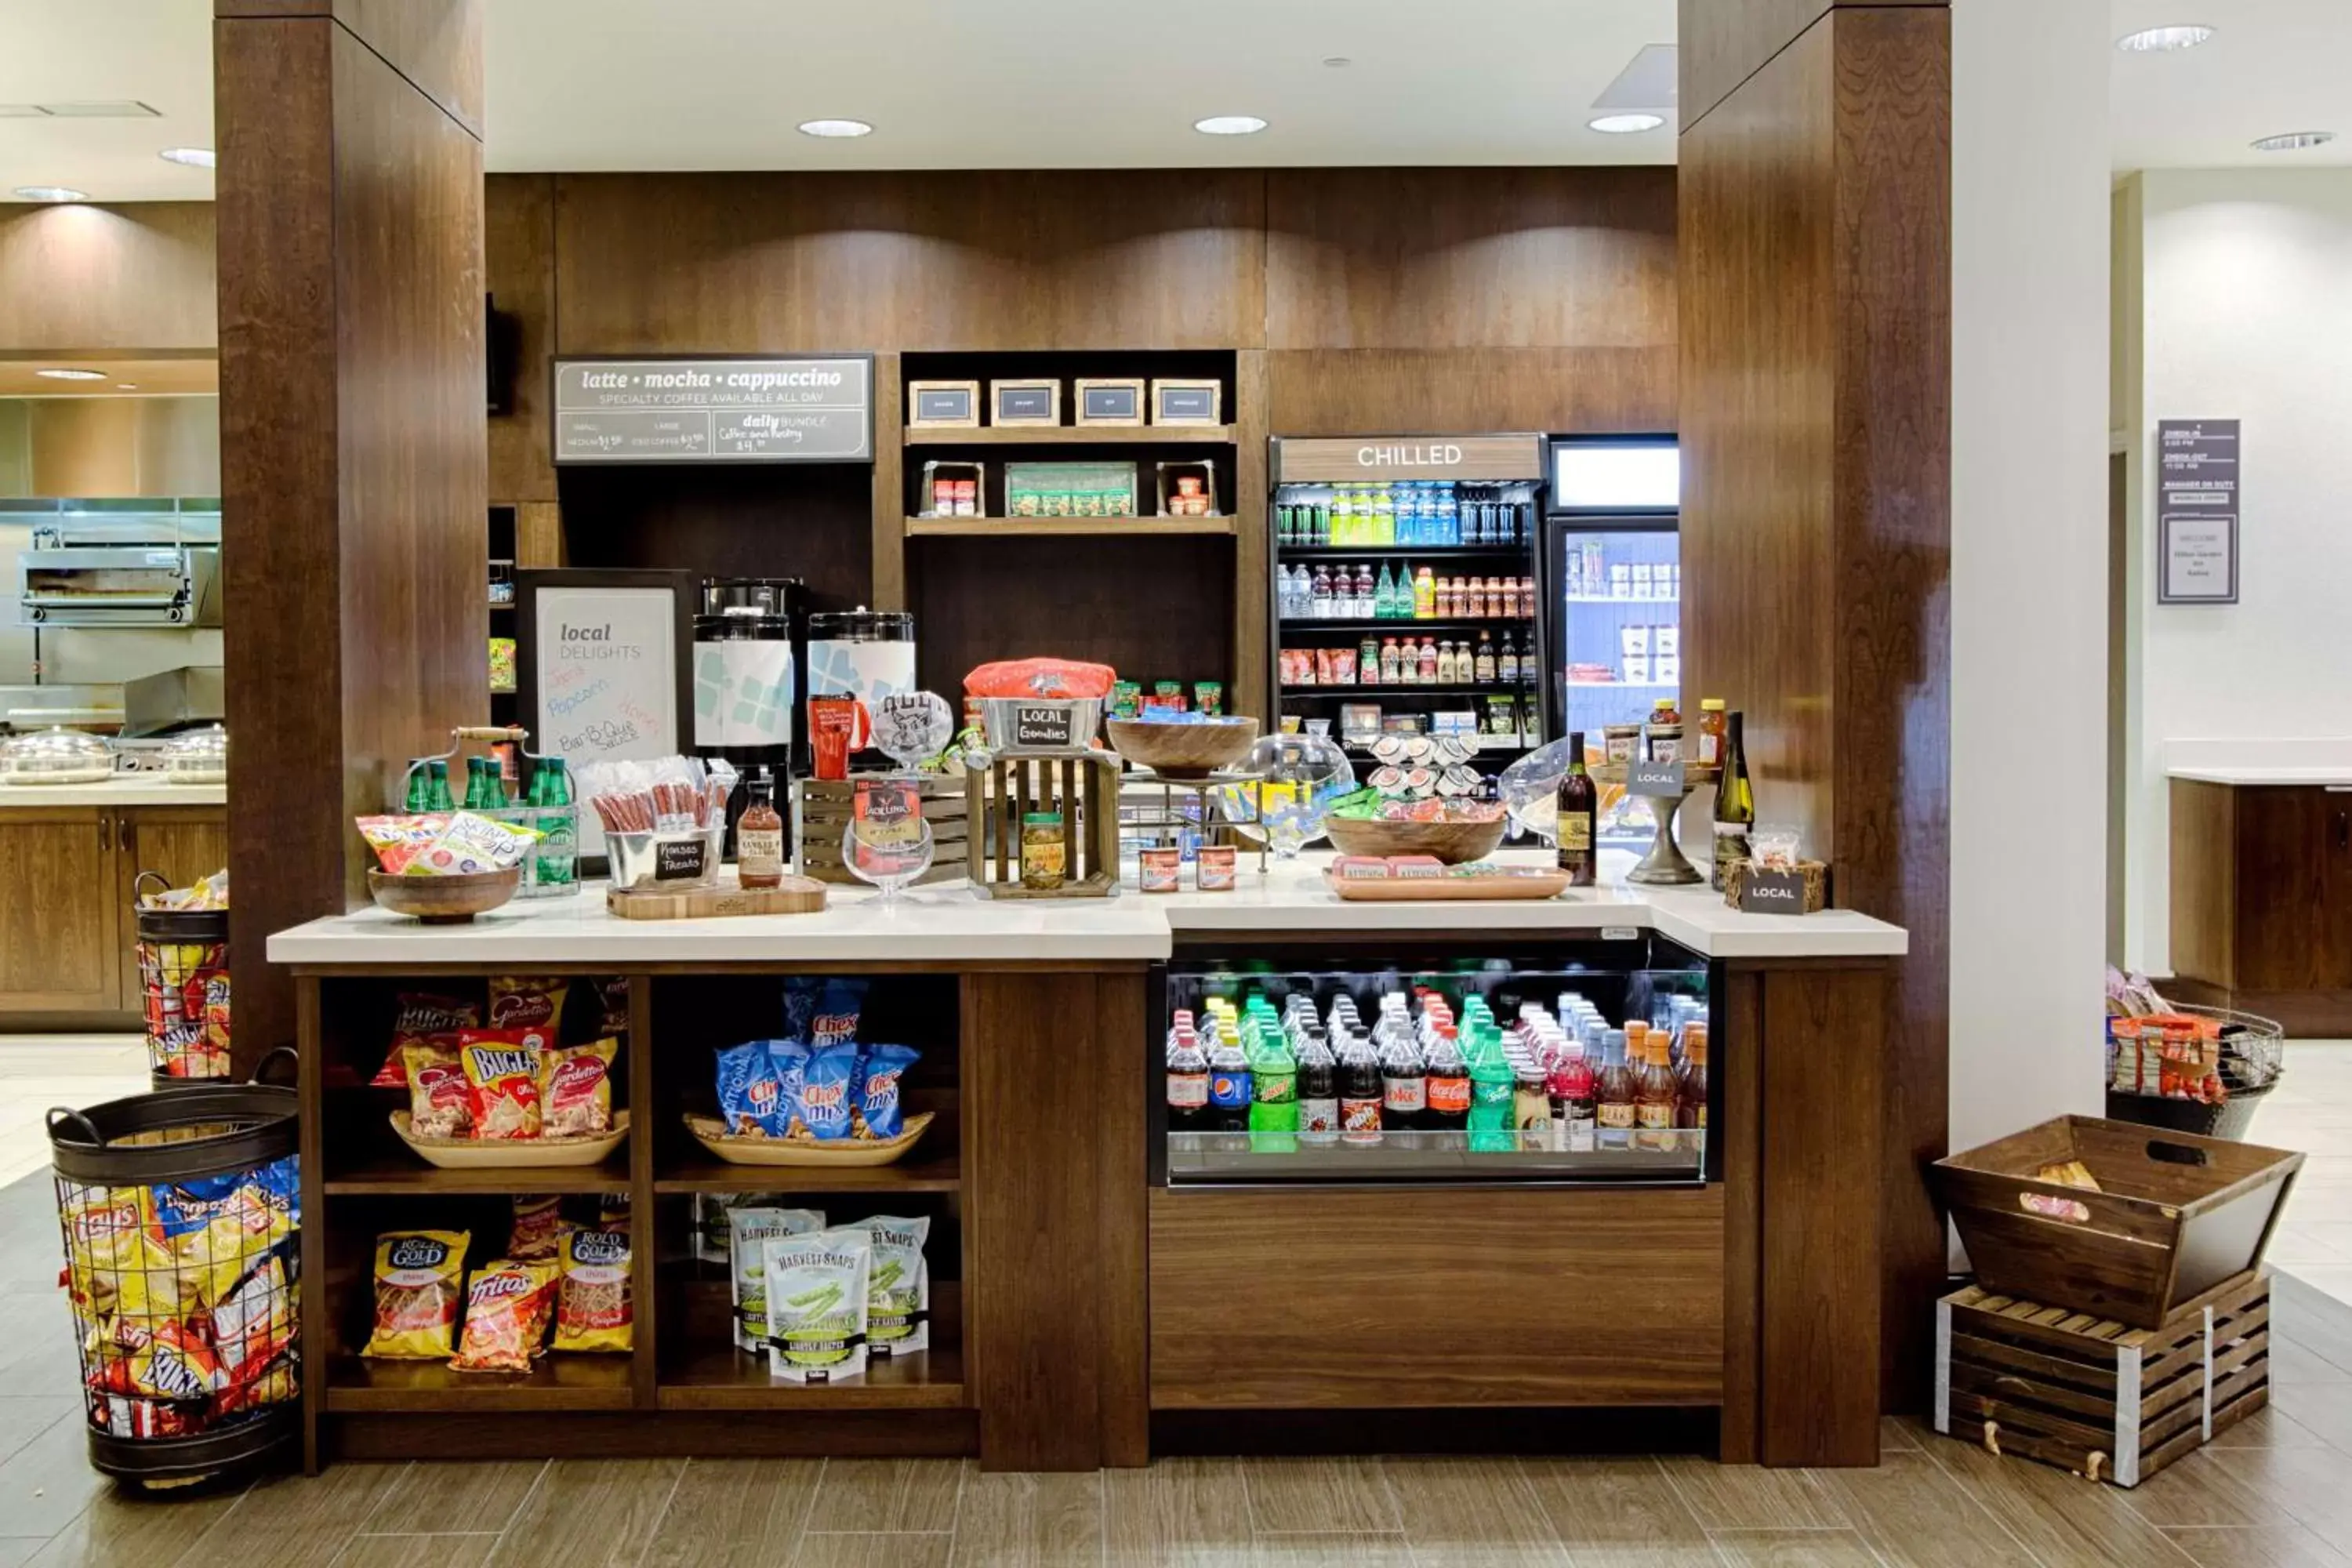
[604,877,827,920]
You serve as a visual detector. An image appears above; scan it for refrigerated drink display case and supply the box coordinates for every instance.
[1156,936,1714,1186]
[1543,434,1681,848]
[1268,435,1551,779]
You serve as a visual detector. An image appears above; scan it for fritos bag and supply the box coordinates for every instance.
[371,989,481,1087]
[404,1041,471,1138]
[552,1229,633,1353]
[450,1258,558,1373]
[459,1027,548,1138]
[539,1038,618,1137]
[362,1229,468,1359]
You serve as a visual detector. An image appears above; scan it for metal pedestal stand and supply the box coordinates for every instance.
[1128,767,1271,874]
[1595,763,1719,887]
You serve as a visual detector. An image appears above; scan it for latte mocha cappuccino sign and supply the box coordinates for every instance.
[1272,434,1544,485]
[552,356,874,464]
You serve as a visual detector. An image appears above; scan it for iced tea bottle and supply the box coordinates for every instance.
[1635,1033,1679,1152]
[1595,1029,1637,1151]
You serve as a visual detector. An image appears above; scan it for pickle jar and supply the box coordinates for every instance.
[1019,811,1066,891]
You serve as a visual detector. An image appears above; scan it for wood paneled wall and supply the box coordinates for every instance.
[216,0,487,1069]
[486,168,1679,506]
[1679,1,1951,1426]
[0,202,216,356]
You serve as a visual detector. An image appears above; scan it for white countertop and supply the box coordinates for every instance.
[2169,765,2352,787]
[267,850,1907,967]
[0,776,225,808]
[2165,737,2352,788]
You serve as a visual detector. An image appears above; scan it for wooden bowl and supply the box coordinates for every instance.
[1322,813,1509,866]
[368,866,521,923]
[1105,717,1260,780]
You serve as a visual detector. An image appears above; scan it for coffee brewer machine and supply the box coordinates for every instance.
[693,577,804,844]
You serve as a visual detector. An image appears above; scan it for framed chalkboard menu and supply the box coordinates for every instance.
[552,355,875,464]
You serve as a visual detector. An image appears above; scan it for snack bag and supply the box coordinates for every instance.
[371,989,481,1088]
[488,976,570,1034]
[362,1229,469,1359]
[404,811,539,876]
[592,976,631,1038]
[209,1254,296,1377]
[762,1228,873,1384]
[854,1044,921,1141]
[598,1193,632,1229]
[716,1041,783,1138]
[539,1038,618,1137]
[961,658,1117,701]
[552,1229,633,1353]
[356,814,446,875]
[459,1027,549,1138]
[728,1207,826,1351]
[450,1258,559,1373]
[783,977,867,1047]
[863,1215,931,1357]
[507,1196,571,1261]
[798,1041,861,1141]
[405,1041,471,1138]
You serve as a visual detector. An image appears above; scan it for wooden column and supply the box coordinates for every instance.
[215,0,488,1071]
[1678,0,1952,1429]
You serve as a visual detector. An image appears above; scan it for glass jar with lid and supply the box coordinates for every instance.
[161,724,229,786]
[0,727,114,785]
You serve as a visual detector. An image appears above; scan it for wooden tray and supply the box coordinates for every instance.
[605,877,826,920]
[1325,868,1570,902]
[391,1109,630,1167]
[684,1111,932,1167]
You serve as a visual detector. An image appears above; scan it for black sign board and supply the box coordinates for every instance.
[1156,385,1218,423]
[654,838,710,881]
[553,356,873,465]
[1739,867,1810,915]
[2158,419,2240,604]
[996,385,1055,422]
[1081,384,1140,422]
[914,387,974,424]
[1010,704,1078,749]
[1625,760,1686,798]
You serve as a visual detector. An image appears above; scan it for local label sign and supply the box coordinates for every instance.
[1625,760,1686,799]
[1739,866,1810,915]
[554,358,873,464]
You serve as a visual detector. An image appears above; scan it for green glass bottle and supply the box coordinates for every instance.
[424,759,456,813]
[532,757,577,887]
[402,759,434,813]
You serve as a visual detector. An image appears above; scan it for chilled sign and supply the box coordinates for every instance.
[1272,434,1544,485]
[1358,442,1464,468]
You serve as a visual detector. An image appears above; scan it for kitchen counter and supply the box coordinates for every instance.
[0,776,226,808]
[267,849,1905,966]
[2168,764,2352,786]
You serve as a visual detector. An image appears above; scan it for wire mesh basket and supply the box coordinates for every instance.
[2105,1005,2285,1140]
[48,1055,299,1486]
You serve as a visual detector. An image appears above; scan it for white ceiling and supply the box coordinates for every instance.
[7,1,2352,200]
[2111,0,2352,170]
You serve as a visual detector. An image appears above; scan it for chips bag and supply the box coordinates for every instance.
[863,1215,930,1357]
[539,1038,618,1138]
[402,811,539,876]
[798,1041,860,1141]
[854,1044,921,1141]
[507,1196,571,1261]
[488,975,570,1034]
[362,1229,468,1359]
[762,1228,873,1384]
[716,1040,794,1138]
[450,1258,559,1373]
[553,1229,633,1353]
[459,1027,548,1138]
[728,1207,826,1351]
[598,1193,632,1229]
[404,1041,471,1138]
[371,990,481,1087]
[209,1254,297,1377]
[783,977,866,1047]
[593,976,631,1038]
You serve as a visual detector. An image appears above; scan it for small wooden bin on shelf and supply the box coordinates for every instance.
[1722,858,1828,913]
[799,775,968,887]
[964,748,1120,898]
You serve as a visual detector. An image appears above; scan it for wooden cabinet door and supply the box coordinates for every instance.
[2328,786,2352,989]
[0,809,120,1011]
[114,807,230,1010]
[2234,787,2351,993]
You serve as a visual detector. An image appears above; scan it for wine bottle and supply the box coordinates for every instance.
[1556,731,1597,887]
[1713,710,1755,891]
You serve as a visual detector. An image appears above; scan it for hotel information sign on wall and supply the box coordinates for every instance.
[2158,418,2240,604]
[1272,434,1545,485]
[553,356,874,464]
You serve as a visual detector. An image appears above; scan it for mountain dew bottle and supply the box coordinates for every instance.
[1245,1004,1299,1152]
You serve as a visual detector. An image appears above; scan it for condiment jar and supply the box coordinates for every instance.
[1019,811,1066,891]
[1602,724,1644,766]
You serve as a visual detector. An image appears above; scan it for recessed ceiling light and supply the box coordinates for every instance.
[1323,56,1352,69]
[797,118,872,138]
[36,368,107,381]
[158,147,215,169]
[1588,114,1666,135]
[1193,115,1268,136]
[2252,130,2337,151]
[2117,24,2215,52]
[13,186,88,202]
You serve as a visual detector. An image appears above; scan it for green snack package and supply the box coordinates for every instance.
[763,1227,873,1383]
[863,1215,931,1356]
[728,1207,826,1352]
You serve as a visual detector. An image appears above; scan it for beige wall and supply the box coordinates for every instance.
[0,202,216,354]
[0,397,220,499]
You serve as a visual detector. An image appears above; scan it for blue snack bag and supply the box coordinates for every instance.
[767,1040,811,1137]
[855,1044,922,1140]
[784,977,867,1046]
[716,1041,786,1136]
[798,1040,861,1141]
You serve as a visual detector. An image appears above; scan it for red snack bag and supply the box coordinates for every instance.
[488,975,569,1033]
[961,658,1117,701]
[458,1027,549,1139]
[539,1040,618,1138]
[449,1258,558,1373]
[371,990,481,1088]
[405,1043,472,1138]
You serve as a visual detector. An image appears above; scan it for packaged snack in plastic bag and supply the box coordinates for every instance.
[593,976,630,1037]
[209,1254,296,1377]
[405,1041,471,1138]
[488,975,570,1033]
[507,1196,571,1261]
[716,1041,786,1138]
[553,1229,633,1353]
[459,1027,548,1138]
[783,977,867,1046]
[762,1227,872,1384]
[728,1207,826,1351]
[863,1215,930,1356]
[450,1258,559,1373]
[363,1229,469,1359]
[798,1041,860,1141]
[356,814,447,875]
[371,989,482,1087]
[539,1038,617,1137]
[855,1044,921,1141]
[403,811,540,876]
[962,658,1117,701]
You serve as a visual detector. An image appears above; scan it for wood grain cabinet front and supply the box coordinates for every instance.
[0,808,122,1012]
[113,806,231,1011]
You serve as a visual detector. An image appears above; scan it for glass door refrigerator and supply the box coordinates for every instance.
[1543,434,1682,853]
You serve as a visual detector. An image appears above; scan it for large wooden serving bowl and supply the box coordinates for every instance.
[1322,813,1508,866]
[1105,717,1260,780]
[368,867,521,923]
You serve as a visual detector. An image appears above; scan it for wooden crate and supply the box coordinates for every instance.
[797,775,968,886]
[965,750,1121,898]
[1933,1268,2271,1487]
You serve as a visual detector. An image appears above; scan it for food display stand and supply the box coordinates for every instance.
[268,855,1903,1472]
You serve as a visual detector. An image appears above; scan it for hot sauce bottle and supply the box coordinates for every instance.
[736,776,785,888]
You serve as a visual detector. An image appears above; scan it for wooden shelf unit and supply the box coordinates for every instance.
[906,424,1236,447]
[653,1152,962,1196]
[657,1281,967,1410]
[324,1352,635,1414]
[906,516,1234,539]
[322,1152,633,1197]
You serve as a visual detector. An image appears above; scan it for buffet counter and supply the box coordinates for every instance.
[0,776,225,808]
[268,851,1902,1476]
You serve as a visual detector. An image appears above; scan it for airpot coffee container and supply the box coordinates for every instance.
[807,609,916,767]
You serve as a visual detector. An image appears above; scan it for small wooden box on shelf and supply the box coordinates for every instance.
[1074,377,1145,427]
[1150,378,1222,426]
[989,378,1060,426]
[907,380,982,430]
[798,775,968,886]
[964,749,1120,898]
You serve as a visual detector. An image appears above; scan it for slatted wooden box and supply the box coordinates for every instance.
[797,775,968,886]
[1933,1267,2271,1487]
[964,750,1121,898]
